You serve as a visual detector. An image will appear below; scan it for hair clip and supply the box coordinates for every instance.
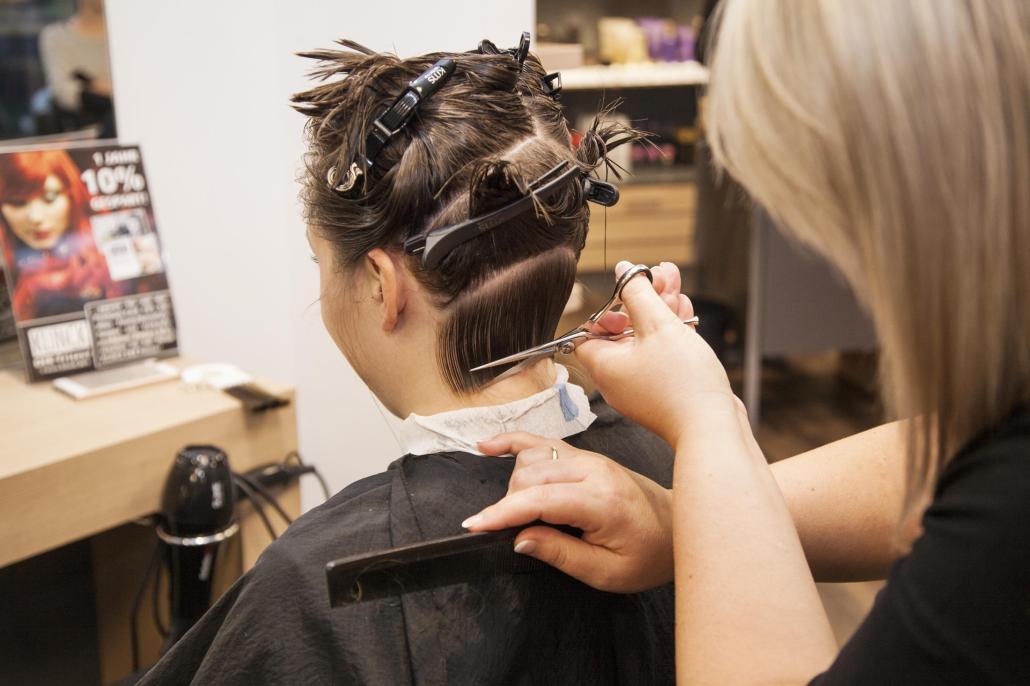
[328,58,456,197]
[476,39,501,55]
[542,72,562,100]
[511,31,531,69]
[403,161,621,269]
[474,33,531,69]
[584,177,619,206]
[327,162,361,195]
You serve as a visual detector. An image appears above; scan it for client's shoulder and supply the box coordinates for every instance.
[249,469,396,582]
[396,451,515,486]
[388,451,515,538]
[569,395,674,487]
[256,452,515,575]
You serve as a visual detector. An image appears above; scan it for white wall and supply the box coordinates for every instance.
[105,0,533,510]
[106,2,292,383]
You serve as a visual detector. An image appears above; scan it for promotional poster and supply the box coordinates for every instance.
[0,144,178,381]
[0,277,14,344]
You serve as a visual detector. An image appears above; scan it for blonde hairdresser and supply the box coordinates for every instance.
[466,0,1030,683]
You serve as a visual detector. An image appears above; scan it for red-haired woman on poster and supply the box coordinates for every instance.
[0,149,120,321]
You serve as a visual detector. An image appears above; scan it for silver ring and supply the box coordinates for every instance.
[551,447,559,461]
[155,520,240,547]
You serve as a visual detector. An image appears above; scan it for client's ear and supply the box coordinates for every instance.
[364,248,407,332]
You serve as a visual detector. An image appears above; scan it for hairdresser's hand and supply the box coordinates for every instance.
[578,262,742,446]
[593,261,693,334]
[464,432,673,593]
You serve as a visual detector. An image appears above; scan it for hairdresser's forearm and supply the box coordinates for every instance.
[772,420,912,582]
[674,396,837,684]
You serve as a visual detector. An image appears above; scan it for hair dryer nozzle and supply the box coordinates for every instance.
[159,445,236,539]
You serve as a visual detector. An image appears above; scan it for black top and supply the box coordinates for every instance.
[138,398,676,685]
[811,408,1030,685]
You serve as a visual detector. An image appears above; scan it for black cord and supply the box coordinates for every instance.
[234,471,294,526]
[151,556,168,639]
[232,474,278,541]
[312,470,331,501]
[286,449,329,496]
[129,456,331,671]
[130,539,164,673]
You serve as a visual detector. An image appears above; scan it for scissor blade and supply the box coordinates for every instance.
[470,326,589,373]
[469,344,559,372]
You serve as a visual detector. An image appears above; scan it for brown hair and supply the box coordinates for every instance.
[706,0,1030,516]
[293,40,641,392]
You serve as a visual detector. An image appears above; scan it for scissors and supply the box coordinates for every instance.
[470,263,701,372]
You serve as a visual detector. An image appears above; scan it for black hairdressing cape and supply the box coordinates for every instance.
[138,398,675,685]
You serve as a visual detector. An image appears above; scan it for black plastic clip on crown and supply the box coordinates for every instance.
[327,58,457,197]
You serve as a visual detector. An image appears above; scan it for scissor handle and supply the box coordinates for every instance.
[586,316,701,345]
[587,263,653,324]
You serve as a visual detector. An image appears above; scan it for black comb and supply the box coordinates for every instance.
[326,524,578,607]
[221,382,290,413]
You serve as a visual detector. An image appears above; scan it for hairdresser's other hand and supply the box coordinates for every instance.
[464,432,673,593]
[593,261,692,334]
[578,262,741,446]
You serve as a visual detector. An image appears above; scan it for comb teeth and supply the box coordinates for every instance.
[328,540,545,606]
[326,524,580,607]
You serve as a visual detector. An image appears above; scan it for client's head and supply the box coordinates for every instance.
[293,39,637,417]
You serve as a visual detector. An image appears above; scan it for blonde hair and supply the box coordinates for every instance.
[706,0,1030,511]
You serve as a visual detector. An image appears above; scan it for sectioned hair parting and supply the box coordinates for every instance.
[293,35,647,392]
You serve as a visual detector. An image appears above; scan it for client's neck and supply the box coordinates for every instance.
[398,358,558,418]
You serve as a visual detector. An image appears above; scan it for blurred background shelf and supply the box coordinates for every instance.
[560,61,709,90]
[581,182,696,271]
[622,166,697,185]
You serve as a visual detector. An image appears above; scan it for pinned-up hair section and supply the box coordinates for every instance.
[327,57,457,196]
[404,160,620,269]
[292,35,646,392]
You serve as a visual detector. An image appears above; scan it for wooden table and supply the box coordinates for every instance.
[0,357,300,684]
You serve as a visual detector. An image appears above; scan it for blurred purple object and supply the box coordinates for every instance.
[637,17,665,61]
[678,26,696,61]
[637,18,696,62]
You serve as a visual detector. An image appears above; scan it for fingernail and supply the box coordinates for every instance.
[514,540,537,555]
[615,260,632,275]
[461,514,482,529]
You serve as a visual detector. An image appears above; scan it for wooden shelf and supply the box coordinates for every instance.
[0,356,300,684]
[580,181,696,272]
[561,61,709,91]
[0,356,296,568]
[622,166,697,186]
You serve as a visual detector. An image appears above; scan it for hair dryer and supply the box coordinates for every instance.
[156,445,237,649]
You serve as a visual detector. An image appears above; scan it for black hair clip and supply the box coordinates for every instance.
[403,161,620,270]
[476,39,501,55]
[328,58,457,197]
[584,177,619,206]
[542,72,562,100]
[474,34,557,97]
[511,31,531,69]
[474,32,530,69]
